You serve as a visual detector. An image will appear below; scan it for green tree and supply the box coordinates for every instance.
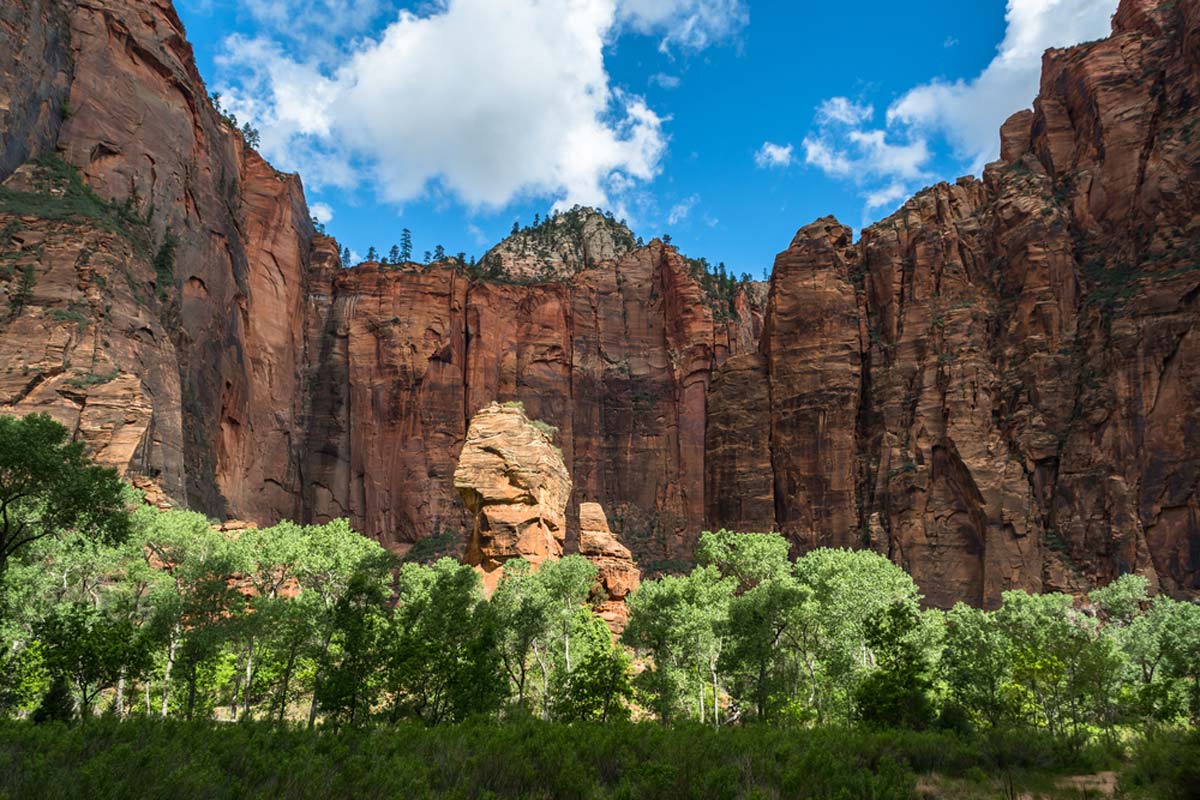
[0,413,131,577]
[388,245,400,265]
[314,570,390,728]
[537,556,598,678]
[37,602,150,719]
[721,570,806,722]
[387,559,505,724]
[941,603,1015,727]
[790,548,923,725]
[400,228,413,261]
[433,244,446,261]
[997,590,1121,739]
[31,674,73,723]
[854,601,935,729]
[1156,596,1200,724]
[220,522,307,721]
[295,519,393,727]
[552,610,632,722]
[366,246,378,262]
[140,510,241,719]
[696,529,791,590]
[491,559,553,710]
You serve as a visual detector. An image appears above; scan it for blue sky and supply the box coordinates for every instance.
[175,0,1117,278]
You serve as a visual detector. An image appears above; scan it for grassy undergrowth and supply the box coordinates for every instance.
[0,717,1174,800]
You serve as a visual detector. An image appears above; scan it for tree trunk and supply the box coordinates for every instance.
[186,662,198,720]
[711,666,720,728]
[161,627,179,717]
[278,645,297,726]
[242,641,255,719]
[534,643,550,720]
[115,670,126,718]
[308,629,334,729]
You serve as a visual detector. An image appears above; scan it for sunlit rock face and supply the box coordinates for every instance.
[703,0,1200,606]
[577,502,641,634]
[455,403,573,595]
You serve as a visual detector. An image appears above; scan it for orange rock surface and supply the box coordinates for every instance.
[577,502,641,633]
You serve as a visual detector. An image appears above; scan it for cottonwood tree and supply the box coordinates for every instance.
[386,559,505,724]
[0,413,130,578]
[552,610,632,722]
[491,559,553,711]
[37,602,150,719]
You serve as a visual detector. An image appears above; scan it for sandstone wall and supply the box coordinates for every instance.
[0,0,1196,606]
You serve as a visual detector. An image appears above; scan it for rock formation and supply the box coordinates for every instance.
[577,502,641,633]
[479,208,639,282]
[0,0,1196,607]
[704,0,1200,605]
[455,403,572,594]
[301,237,763,557]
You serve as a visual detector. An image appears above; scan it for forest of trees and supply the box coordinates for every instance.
[1,412,1198,797]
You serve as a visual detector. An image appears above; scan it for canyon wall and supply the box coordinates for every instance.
[0,0,1196,605]
[706,0,1200,605]
[301,239,761,562]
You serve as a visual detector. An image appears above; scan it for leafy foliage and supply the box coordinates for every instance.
[0,414,131,576]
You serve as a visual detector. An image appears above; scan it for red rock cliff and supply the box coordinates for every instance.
[0,0,1196,607]
[706,0,1200,605]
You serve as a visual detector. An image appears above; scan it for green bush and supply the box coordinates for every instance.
[0,155,150,249]
[1120,728,1200,799]
[0,717,923,800]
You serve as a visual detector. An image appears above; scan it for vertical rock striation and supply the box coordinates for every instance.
[705,0,1200,604]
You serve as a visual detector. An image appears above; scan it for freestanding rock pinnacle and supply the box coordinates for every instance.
[454,402,572,594]
[577,502,641,634]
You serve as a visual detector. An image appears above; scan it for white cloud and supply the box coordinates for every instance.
[943,36,959,48]
[801,137,852,176]
[668,193,699,225]
[754,141,795,169]
[309,201,334,223]
[815,97,873,127]
[864,183,910,211]
[466,223,489,245]
[889,0,1116,172]
[217,0,683,212]
[617,0,749,51]
[845,130,930,181]
[649,72,682,89]
[801,0,1117,221]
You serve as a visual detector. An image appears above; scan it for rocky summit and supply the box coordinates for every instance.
[0,0,1197,607]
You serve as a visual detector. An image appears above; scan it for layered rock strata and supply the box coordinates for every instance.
[455,403,572,594]
[577,502,641,633]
